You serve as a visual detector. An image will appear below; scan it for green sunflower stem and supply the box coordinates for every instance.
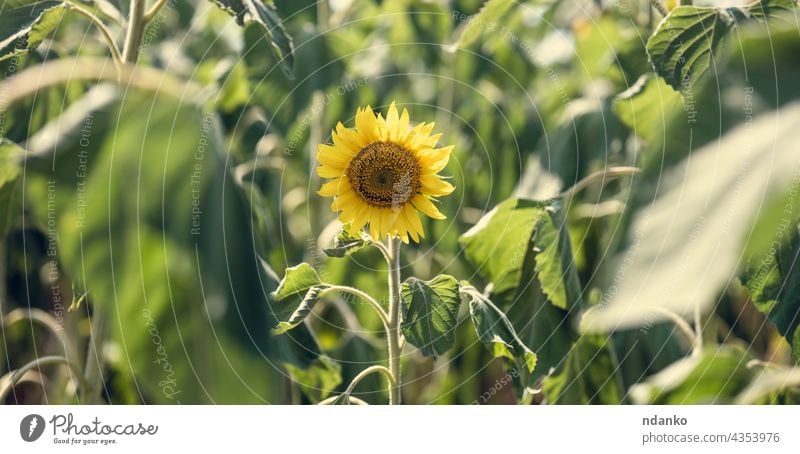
[386,236,403,405]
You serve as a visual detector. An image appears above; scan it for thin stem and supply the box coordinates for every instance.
[66,1,123,70]
[143,0,168,23]
[342,365,396,397]
[558,166,641,200]
[653,307,698,352]
[122,0,146,64]
[0,356,90,403]
[321,285,389,328]
[386,237,403,405]
[366,235,391,262]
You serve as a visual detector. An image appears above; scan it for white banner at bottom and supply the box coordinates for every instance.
[1,405,797,453]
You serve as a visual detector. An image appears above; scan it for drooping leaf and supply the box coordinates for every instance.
[271,262,321,302]
[630,346,754,404]
[400,275,461,357]
[646,0,797,91]
[582,102,800,332]
[532,204,581,310]
[743,223,800,360]
[285,355,342,403]
[324,224,368,258]
[208,0,295,78]
[272,287,322,335]
[460,198,580,310]
[0,1,68,62]
[460,198,542,295]
[447,0,514,51]
[464,287,537,382]
[270,262,324,331]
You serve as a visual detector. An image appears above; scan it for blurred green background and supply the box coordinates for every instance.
[1,0,799,404]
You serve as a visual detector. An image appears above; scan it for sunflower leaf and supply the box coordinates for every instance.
[208,0,295,78]
[463,286,537,383]
[459,198,581,310]
[270,262,323,329]
[324,224,369,258]
[272,287,323,335]
[284,355,342,403]
[0,1,69,62]
[743,223,800,360]
[400,275,461,358]
[646,0,797,91]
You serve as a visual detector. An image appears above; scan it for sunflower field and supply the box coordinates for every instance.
[1,0,800,405]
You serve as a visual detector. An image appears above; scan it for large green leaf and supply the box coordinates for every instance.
[208,0,295,78]
[0,1,68,62]
[269,262,324,334]
[271,262,321,302]
[532,204,581,310]
[613,74,684,165]
[630,346,754,404]
[743,224,800,360]
[24,88,287,403]
[460,198,580,310]
[582,102,800,332]
[646,0,797,91]
[464,288,537,383]
[0,139,23,236]
[285,355,342,403]
[271,287,321,335]
[400,275,461,358]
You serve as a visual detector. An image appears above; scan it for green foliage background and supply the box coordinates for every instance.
[1,0,800,405]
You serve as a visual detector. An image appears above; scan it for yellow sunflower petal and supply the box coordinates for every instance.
[317,177,350,197]
[412,194,446,220]
[403,122,435,149]
[420,147,453,174]
[355,106,380,142]
[386,102,411,142]
[421,174,455,196]
[317,144,352,170]
[375,113,389,141]
[330,189,358,211]
[349,203,370,233]
[398,108,410,139]
[317,165,345,178]
[369,207,381,241]
[403,204,423,241]
[332,123,364,154]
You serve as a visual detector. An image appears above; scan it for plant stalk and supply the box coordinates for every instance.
[122,0,146,64]
[386,237,403,405]
[65,1,123,70]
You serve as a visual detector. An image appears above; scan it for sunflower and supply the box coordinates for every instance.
[317,102,454,243]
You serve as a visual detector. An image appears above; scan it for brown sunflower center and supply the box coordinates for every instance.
[346,141,421,208]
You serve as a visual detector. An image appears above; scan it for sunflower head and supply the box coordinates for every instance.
[317,102,454,243]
